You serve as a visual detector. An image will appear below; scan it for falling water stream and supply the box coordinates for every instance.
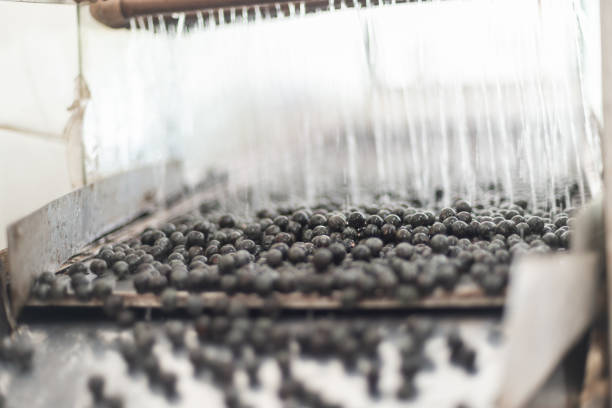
[82,0,602,212]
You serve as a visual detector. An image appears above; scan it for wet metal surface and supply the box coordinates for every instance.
[27,291,505,311]
[5,163,184,327]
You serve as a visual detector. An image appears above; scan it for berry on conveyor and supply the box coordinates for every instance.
[30,198,573,328]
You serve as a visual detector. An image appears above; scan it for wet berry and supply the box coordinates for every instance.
[313,249,333,271]
[347,212,366,229]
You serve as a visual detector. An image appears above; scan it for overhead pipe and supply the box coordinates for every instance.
[91,0,330,27]
[89,0,426,28]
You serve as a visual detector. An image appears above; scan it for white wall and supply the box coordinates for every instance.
[0,2,79,135]
[0,129,72,249]
[0,2,79,248]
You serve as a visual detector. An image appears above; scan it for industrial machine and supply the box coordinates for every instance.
[0,0,609,406]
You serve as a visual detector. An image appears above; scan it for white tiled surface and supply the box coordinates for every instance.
[0,128,72,249]
[0,2,79,136]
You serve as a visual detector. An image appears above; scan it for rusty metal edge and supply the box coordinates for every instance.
[0,251,10,335]
[4,162,185,330]
[580,324,609,408]
[25,291,505,310]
